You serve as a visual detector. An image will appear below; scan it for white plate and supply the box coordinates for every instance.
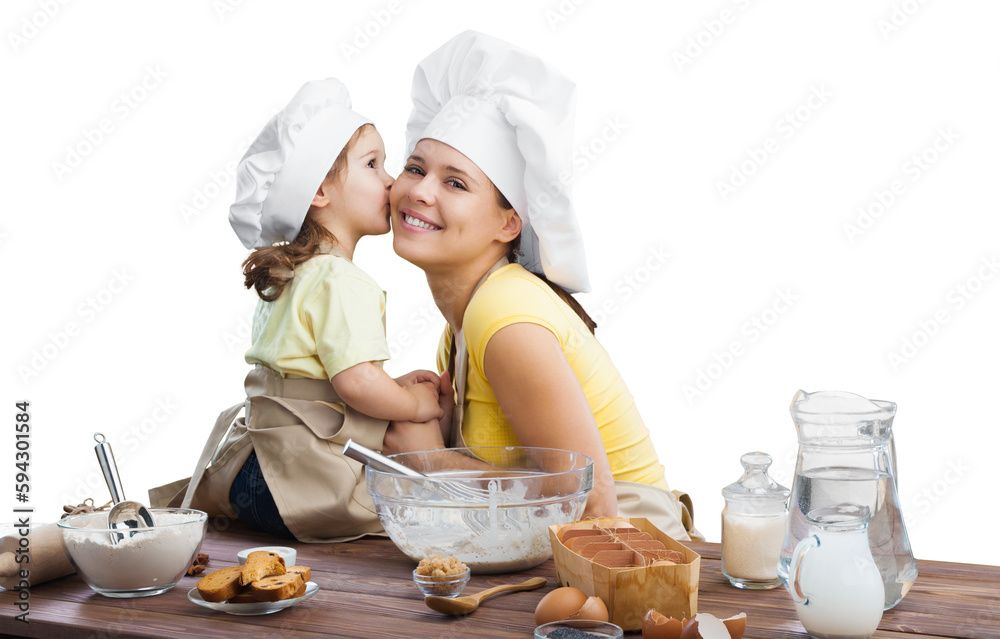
[187,581,318,616]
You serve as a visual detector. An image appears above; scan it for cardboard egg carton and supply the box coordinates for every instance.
[562,527,685,567]
[549,518,700,632]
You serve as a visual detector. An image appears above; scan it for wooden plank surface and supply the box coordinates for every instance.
[1,524,998,638]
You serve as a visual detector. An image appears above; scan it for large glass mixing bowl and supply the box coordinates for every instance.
[57,508,207,597]
[367,447,593,574]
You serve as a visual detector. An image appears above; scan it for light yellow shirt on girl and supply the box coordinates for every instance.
[437,263,668,489]
[246,254,389,380]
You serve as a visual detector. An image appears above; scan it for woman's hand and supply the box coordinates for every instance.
[395,369,440,387]
[437,370,454,445]
[406,382,445,422]
[383,419,447,456]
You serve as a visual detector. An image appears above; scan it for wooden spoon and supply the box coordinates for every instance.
[424,576,547,616]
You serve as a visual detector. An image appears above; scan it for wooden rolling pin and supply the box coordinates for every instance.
[0,523,75,590]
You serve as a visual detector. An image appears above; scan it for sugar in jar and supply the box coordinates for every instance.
[721,451,789,589]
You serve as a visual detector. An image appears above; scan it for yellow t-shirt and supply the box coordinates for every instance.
[245,254,389,380]
[437,263,668,489]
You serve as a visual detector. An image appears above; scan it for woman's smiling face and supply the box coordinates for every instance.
[391,138,519,272]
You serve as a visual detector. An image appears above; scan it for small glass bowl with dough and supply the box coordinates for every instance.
[57,508,207,598]
[412,566,471,598]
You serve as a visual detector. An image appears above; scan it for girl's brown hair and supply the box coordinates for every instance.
[498,188,597,335]
[242,124,371,302]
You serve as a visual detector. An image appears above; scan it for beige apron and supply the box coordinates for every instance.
[150,365,388,542]
[447,259,702,542]
[151,245,390,542]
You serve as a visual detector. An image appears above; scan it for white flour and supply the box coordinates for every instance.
[374,468,589,573]
[385,504,573,573]
[380,482,585,573]
[62,512,204,591]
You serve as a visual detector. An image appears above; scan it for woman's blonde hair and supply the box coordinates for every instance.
[242,124,373,301]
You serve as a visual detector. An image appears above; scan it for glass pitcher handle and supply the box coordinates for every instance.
[789,535,820,605]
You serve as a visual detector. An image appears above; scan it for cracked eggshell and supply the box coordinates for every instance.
[695,613,746,639]
[722,613,746,639]
[694,613,730,639]
[642,610,699,639]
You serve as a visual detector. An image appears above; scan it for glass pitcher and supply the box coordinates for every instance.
[789,503,884,639]
[777,390,917,610]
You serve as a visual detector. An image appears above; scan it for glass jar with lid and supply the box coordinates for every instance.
[721,451,789,589]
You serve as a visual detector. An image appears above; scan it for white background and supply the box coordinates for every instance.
[3,1,998,567]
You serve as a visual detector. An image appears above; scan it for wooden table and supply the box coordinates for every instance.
[2,523,998,638]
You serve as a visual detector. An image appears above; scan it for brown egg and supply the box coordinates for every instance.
[534,587,589,625]
[567,595,609,623]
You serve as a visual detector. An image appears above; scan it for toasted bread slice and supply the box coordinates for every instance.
[227,586,256,604]
[197,566,244,603]
[286,565,311,583]
[250,574,304,602]
[227,581,306,604]
[240,551,286,586]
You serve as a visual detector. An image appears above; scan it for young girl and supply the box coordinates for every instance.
[223,78,443,539]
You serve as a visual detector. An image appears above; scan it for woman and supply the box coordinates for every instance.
[383,31,698,540]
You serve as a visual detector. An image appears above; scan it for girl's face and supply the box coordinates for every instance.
[329,126,394,239]
[391,139,519,271]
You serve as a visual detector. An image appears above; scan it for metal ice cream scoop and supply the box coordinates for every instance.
[94,433,155,543]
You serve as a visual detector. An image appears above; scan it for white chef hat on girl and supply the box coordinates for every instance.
[230,78,371,249]
[405,30,591,293]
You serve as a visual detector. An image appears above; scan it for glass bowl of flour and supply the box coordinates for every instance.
[367,447,593,574]
[58,508,207,597]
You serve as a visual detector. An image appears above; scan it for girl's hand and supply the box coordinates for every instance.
[407,381,445,422]
[395,369,440,388]
[383,418,446,456]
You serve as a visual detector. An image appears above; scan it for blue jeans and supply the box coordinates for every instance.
[228,450,294,538]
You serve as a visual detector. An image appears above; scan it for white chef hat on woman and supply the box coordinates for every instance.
[405,30,591,293]
[230,78,371,249]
